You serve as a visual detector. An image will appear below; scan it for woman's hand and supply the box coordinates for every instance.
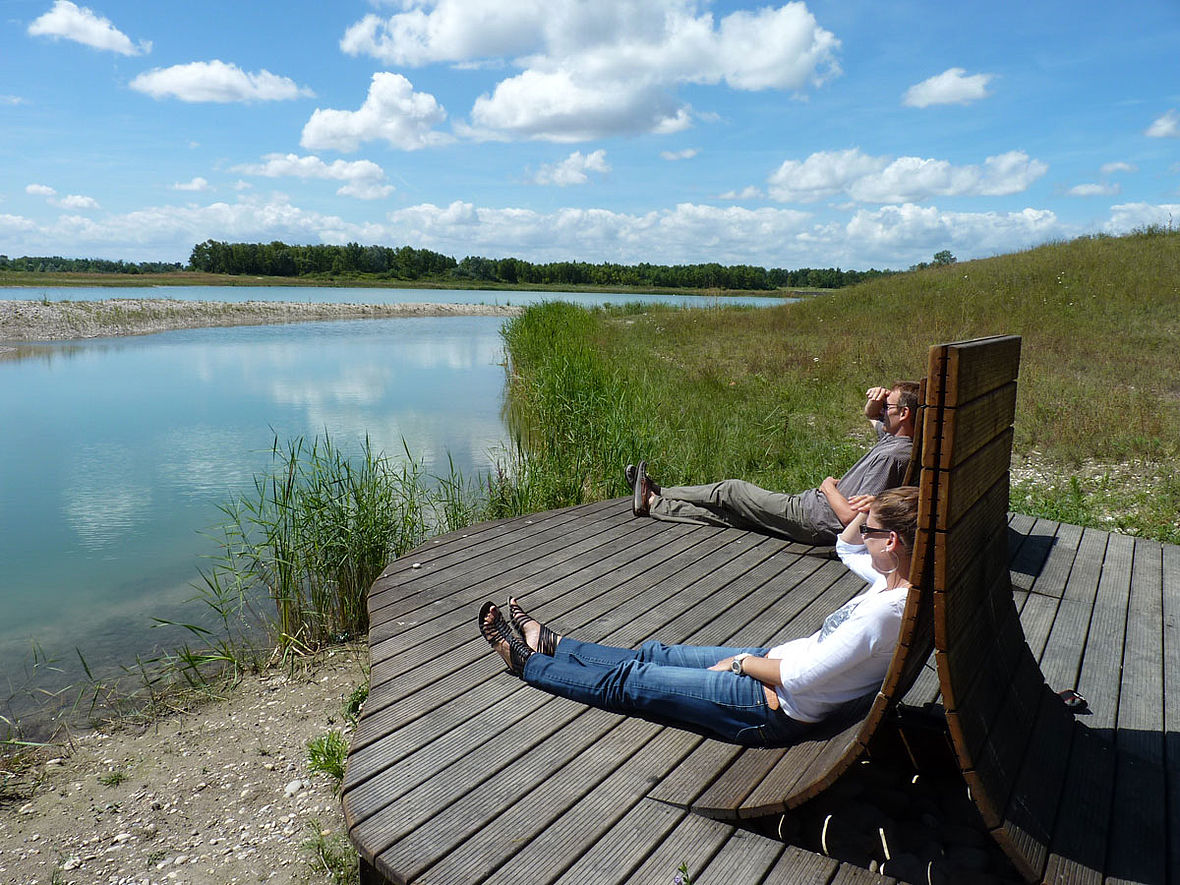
[709,656,736,672]
[846,494,875,514]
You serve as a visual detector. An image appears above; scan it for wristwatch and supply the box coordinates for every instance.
[731,653,751,675]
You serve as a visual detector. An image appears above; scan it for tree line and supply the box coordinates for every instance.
[187,239,896,290]
[0,254,183,274]
[0,241,900,291]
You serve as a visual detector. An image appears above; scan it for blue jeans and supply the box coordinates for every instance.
[521,638,812,747]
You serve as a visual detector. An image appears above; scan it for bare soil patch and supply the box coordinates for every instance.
[1,648,368,885]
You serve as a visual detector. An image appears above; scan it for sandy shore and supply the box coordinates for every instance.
[0,648,368,885]
[0,298,522,344]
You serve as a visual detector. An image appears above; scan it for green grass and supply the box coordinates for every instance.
[307,730,349,785]
[498,228,1180,544]
[302,819,359,885]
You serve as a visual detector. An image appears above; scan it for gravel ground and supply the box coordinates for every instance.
[0,298,521,344]
[0,648,369,885]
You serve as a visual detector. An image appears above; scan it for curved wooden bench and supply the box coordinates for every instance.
[924,334,1173,884]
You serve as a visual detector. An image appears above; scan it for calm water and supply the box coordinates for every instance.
[7,284,789,310]
[0,287,782,726]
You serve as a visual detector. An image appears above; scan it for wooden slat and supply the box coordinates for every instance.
[941,335,1022,404]
[1162,542,1180,885]
[991,685,1076,881]
[934,427,1015,530]
[925,381,1018,470]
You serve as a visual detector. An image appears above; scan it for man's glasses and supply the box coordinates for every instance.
[881,402,902,413]
[859,524,893,538]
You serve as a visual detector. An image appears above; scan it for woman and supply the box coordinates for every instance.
[478,486,919,747]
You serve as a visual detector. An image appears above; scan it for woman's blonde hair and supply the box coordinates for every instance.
[872,486,919,548]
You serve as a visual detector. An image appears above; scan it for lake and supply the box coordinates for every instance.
[0,286,783,731]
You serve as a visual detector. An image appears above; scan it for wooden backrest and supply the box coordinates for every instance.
[924,336,1074,882]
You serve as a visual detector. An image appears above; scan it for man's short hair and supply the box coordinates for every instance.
[892,380,920,414]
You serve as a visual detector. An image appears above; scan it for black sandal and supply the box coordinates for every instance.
[479,601,532,677]
[632,460,650,516]
[508,597,561,656]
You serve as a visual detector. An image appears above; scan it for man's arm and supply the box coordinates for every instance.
[820,475,857,526]
[864,385,890,431]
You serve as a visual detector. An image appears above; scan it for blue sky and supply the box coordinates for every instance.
[2,0,1178,269]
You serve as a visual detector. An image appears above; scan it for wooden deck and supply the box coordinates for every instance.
[342,498,1179,885]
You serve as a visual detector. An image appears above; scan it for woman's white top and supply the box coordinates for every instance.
[765,537,908,722]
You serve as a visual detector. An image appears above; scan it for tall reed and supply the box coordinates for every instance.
[199,434,478,657]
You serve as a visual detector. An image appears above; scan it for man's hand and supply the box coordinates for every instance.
[864,385,890,420]
[820,475,840,494]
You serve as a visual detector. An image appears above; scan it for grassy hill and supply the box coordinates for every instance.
[500,227,1180,543]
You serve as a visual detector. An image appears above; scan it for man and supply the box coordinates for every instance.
[629,380,919,545]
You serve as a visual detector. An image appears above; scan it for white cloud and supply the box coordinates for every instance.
[844,203,1063,264]
[28,0,150,56]
[1,94,24,105]
[54,194,100,209]
[1105,202,1180,232]
[466,69,691,143]
[661,148,699,161]
[1067,182,1120,197]
[719,186,763,200]
[530,150,610,186]
[26,183,57,196]
[0,192,1098,270]
[903,67,993,108]
[233,153,394,200]
[344,0,840,141]
[172,177,210,192]
[340,2,546,66]
[767,148,1046,203]
[130,60,312,103]
[1100,161,1137,175]
[301,73,450,152]
[1145,109,1179,138]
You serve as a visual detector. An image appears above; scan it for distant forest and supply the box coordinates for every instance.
[0,254,183,274]
[1,240,900,291]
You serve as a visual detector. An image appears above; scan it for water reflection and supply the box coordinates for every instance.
[0,315,511,724]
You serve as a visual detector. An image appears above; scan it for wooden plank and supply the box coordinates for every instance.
[934,428,1015,530]
[371,712,650,883]
[551,800,688,885]
[1042,725,1113,885]
[928,381,1018,470]
[367,508,669,635]
[990,684,1076,881]
[942,335,1022,404]
[1035,528,1108,689]
[932,473,1010,588]
[1104,538,1166,885]
[1163,542,1180,885]
[934,522,1016,656]
[694,827,787,883]
[762,844,841,884]
[618,810,736,885]
[434,724,701,885]
[367,500,622,615]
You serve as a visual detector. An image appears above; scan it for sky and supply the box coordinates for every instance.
[2,0,1179,270]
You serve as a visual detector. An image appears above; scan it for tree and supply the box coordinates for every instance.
[932,250,957,266]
